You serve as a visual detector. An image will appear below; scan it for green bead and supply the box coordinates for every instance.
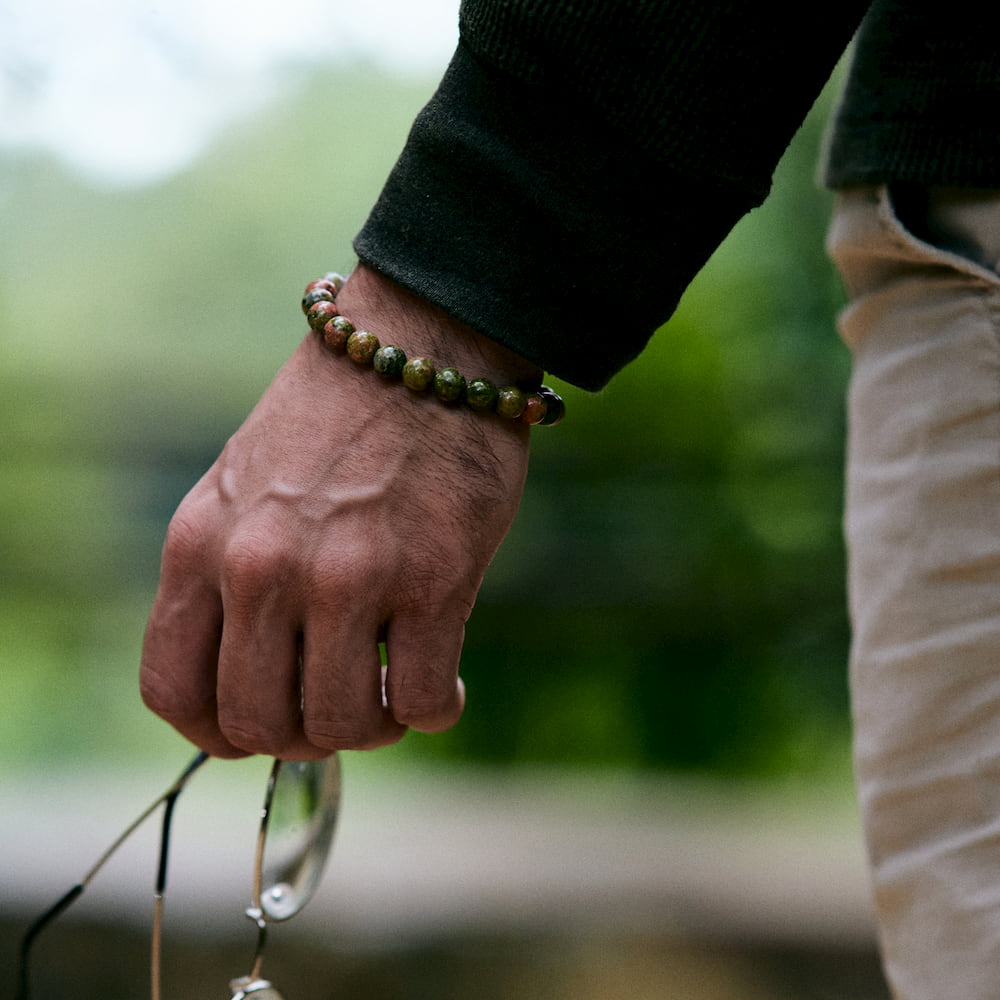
[373,345,407,379]
[346,330,380,365]
[466,378,499,411]
[495,385,527,419]
[434,367,466,403]
[403,357,436,391]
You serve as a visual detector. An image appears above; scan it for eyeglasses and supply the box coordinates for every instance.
[16,751,342,1000]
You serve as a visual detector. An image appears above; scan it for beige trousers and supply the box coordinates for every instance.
[829,186,1000,999]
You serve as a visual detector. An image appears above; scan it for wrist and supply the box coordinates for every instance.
[305,264,563,426]
[339,264,542,382]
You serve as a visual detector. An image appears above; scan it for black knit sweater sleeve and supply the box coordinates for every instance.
[823,0,1000,188]
[354,1,869,391]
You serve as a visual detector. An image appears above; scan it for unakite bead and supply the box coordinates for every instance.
[373,345,407,379]
[306,300,339,330]
[403,357,436,392]
[302,285,335,313]
[434,367,466,403]
[519,394,547,425]
[346,330,379,365]
[305,278,336,292]
[323,315,354,351]
[495,385,527,419]
[466,378,499,412]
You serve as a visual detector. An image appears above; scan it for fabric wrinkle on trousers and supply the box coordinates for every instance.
[828,186,1000,999]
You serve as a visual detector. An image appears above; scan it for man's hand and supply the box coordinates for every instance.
[140,265,536,759]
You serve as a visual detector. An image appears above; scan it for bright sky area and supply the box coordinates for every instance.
[0,0,458,186]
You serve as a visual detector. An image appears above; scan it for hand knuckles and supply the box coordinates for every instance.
[395,577,475,623]
[162,509,211,568]
[222,532,296,597]
[306,560,373,613]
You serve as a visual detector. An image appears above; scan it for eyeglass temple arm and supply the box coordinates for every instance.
[151,776,192,1000]
[156,779,186,894]
[16,884,84,1000]
[15,751,210,1000]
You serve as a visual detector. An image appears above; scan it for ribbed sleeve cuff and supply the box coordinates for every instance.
[353,42,752,391]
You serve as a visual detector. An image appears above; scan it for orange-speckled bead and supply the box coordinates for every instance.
[346,330,380,365]
[307,300,339,330]
[323,315,354,351]
[519,394,547,425]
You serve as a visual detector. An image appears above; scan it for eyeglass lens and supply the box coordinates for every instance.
[257,755,342,921]
[233,754,342,997]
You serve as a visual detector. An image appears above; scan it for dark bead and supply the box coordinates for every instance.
[536,386,565,426]
[434,367,466,403]
[403,357,436,392]
[306,300,339,330]
[346,330,379,365]
[373,345,407,379]
[466,378,499,412]
[302,286,336,313]
[323,316,354,352]
[495,385,527,420]
[322,272,346,291]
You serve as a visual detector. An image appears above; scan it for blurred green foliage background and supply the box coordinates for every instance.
[1,65,851,777]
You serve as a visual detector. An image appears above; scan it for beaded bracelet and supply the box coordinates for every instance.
[301,273,564,427]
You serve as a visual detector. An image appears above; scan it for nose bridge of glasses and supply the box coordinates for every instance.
[230,976,286,999]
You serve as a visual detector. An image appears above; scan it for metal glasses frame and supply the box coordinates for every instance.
[16,751,341,1000]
